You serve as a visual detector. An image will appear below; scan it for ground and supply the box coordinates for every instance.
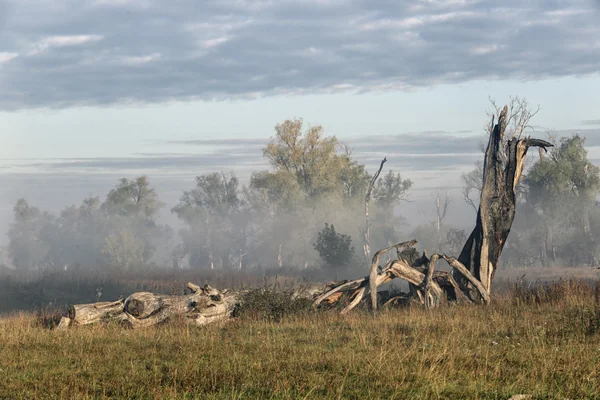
[0,280,598,399]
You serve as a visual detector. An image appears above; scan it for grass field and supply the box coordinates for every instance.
[1,280,599,399]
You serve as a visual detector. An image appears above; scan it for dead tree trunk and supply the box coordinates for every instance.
[456,106,552,300]
[363,157,387,263]
[315,104,552,310]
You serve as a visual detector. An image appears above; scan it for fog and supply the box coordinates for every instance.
[3,125,600,277]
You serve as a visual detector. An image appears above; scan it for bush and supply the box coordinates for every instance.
[236,286,313,322]
[313,223,355,269]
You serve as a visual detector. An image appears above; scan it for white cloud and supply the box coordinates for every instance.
[201,37,230,49]
[470,45,502,55]
[120,53,161,66]
[29,35,103,55]
[0,52,18,64]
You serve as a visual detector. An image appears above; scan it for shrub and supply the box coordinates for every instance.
[236,286,313,322]
[313,223,355,269]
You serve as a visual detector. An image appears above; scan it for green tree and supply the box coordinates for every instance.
[101,176,167,269]
[173,172,249,269]
[313,223,355,269]
[103,176,163,220]
[260,118,366,202]
[525,134,600,266]
[102,229,145,271]
[371,170,413,247]
[7,199,53,270]
[249,118,412,269]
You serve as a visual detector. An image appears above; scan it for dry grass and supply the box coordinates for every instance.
[0,280,599,399]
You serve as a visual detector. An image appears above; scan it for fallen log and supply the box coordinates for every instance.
[58,283,239,329]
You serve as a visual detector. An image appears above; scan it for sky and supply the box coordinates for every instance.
[0,0,600,242]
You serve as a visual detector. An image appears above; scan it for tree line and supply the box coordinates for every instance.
[6,115,600,271]
[7,118,412,272]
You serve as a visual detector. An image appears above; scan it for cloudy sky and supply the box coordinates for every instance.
[1,0,600,240]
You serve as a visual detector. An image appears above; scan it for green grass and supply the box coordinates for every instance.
[0,281,599,399]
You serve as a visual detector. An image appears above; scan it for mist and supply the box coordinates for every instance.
[3,116,600,282]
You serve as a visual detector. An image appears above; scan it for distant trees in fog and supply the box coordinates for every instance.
[8,177,173,271]
[7,114,600,271]
[6,118,413,272]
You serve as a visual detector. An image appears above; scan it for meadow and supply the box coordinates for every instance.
[0,276,599,399]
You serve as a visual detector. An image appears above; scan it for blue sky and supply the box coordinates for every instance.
[0,0,600,241]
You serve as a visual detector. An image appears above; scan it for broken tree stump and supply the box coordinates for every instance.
[313,103,553,310]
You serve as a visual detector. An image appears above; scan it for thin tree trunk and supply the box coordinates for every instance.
[277,244,283,268]
[581,201,598,266]
[363,158,387,263]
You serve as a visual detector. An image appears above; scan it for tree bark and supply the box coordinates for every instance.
[456,106,552,300]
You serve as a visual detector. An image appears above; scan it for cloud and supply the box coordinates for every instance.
[0,52,18,63]
[120,53,161,66]
[581,120,600,126]
[11,130,486,178]
[0,0,598,109]
[29,35,104,55]
[167,138,267,146]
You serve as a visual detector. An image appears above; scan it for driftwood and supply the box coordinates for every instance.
[58,283,239,329]
[312,104,553,310]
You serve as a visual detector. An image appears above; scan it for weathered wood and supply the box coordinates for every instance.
[68,298,125,326]
[442,255,490,304]
[457,107,552,300]
[56,316,71,330]
[370,240,417,312]
[423,253,440,309]
[65,284,239,329]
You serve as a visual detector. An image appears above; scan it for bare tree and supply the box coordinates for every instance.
[363,157,387,263]
[461,162,483,213]
[432,190,451,251]
[487,96,540,140]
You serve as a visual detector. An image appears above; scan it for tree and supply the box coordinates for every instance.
[103,176,163,220]
[461,161,483,212]
[101,176,167,269]
[262,118,347,199]
[315,102,553,312]
[7,199,53,269]
[252,119,413,269]
[525,134,600,266]
[433,190,451,251]
[313,223,355,269]
[102,229,145,271]
[456,104,551,297]
[173,172,248,269]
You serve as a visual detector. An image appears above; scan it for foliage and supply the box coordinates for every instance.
[7,176,171,271]
[7,199,53,270]
[172,172,251,270]
[521,134,600,266]
[236,286,313,322]
[313,223,355,268]
[7,117,414,272]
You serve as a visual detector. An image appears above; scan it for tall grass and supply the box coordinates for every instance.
[0,280,599,399]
